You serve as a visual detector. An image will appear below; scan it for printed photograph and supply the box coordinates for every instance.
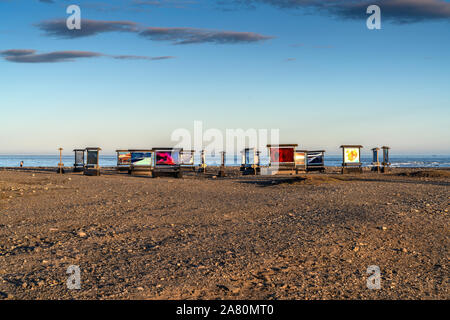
[0,0,448,312]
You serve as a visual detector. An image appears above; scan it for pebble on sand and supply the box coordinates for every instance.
[78,231,87,238]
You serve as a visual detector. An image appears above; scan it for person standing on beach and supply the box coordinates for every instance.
[20,161,24,167]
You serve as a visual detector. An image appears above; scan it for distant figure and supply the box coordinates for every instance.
[20,161,23,168]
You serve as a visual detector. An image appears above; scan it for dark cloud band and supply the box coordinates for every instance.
[229,0,450,23]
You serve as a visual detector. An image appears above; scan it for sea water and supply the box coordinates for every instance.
[0,154,449,168]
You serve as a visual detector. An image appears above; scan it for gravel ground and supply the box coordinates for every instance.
[0,167,448,300]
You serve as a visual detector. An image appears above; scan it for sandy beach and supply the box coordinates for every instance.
[0,167,448,300]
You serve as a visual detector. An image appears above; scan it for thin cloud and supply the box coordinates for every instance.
[228,0,450,23]
[36,19,139,38]
[112,55,175,61]
[0,49,175,63]
[36,18,273,44]
[139,27,273,44]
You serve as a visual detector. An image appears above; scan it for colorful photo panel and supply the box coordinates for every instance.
[307,152,324,165]
[118,152,131,165]
[180,152,194,165]
[156,151,179,166]
[294,152,306,166]
[270,148,294,163]
[344,148,360,163]
[131,152,152,166]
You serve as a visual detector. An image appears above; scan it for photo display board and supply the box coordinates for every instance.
[180,152,194,165]
[372,150,379,163]
[156,150,180,166]
[270,147,294,163]
[87,151,98,166]
[307,152,324,166]
[245,149,255,165]
[343,147,360,164]
[131,152,152,167]
[75,150,84,165]
[294,151,306,166]
[118,152,131,165]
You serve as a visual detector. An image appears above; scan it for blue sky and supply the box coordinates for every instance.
[0,0,449,155]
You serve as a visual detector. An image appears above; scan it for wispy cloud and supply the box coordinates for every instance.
[0,50,101,63]
[112,55,175,61]
[36,19,139,38]
[0,49,175,63]
[132,0,199,9]
[226,0,450,23]
[36,18,273,44]
[139,27,273,44]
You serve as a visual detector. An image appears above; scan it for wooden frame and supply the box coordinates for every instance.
[116,149,131,172]
[371,148,381,173]
[57,147,65,174]
[129,149,153,176]
[264,144,298,175]
[152,148,183,178]
[340,145,363,174]
[294,150,307,174]
[84,147,101,176]
[218,151,226,177]
[381,146,391,173]
[180,150,196,172]
[306,150,326,172]
[240,148,261,175]
[73,149,85,172]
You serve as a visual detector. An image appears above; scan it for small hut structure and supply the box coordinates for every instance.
[306,150,326,172]
[73,149,85,172]
[152,148,183,178]
[240,148,261,175]
[129,150,153,176]
[264,144,298,175]
[84,147,101,176]
[371,147,381,172]
[340,145,363,174]
[180,150,196,172]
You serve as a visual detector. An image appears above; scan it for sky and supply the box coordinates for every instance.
[0,0,449,155]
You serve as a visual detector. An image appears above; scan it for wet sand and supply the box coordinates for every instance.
[0,167,448,300]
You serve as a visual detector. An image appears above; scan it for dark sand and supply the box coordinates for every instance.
[0,167,448,300]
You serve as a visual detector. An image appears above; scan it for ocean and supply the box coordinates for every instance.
[0,154,449,168]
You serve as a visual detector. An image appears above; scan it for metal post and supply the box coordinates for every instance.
[218,151,226,177]
[58,147,64,174]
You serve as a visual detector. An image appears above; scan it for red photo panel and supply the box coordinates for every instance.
[270,148,294,163]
